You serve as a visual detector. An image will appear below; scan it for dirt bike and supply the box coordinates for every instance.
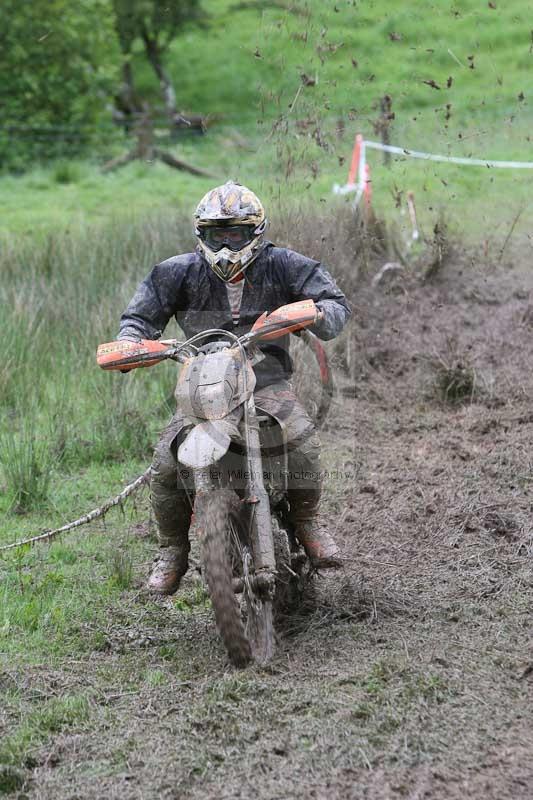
[97,299,333,667]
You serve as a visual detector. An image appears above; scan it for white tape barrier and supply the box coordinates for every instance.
[364,140,533,170]
[333,136,533,210]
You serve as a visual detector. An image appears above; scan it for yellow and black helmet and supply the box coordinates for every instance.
[194,181,267,282]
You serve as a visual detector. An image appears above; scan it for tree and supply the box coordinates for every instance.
[104,1,210,175]
[112,0,201,126]
[0,0,120,167]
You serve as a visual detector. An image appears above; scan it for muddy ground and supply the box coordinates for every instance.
[3,244,533,799]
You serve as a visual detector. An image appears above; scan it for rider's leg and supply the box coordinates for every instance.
[255,382,342,569]
[147,417,193,595]
[287,430,342,569]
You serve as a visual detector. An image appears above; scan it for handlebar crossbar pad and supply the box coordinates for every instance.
[96,339,170,371]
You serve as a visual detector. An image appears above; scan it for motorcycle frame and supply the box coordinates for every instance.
[175,327,278,589]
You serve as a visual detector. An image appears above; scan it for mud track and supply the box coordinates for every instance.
[5,250,533,799]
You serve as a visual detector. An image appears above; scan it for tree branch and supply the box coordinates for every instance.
[0,468,152,552]
[154,148,217,177]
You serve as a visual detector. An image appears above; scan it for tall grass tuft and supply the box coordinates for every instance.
[108,548,135,589]
[0,420,58,513]
[431,340,479,406]
[0,212,195,515]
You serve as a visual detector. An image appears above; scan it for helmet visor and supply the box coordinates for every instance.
[200,225,255,253]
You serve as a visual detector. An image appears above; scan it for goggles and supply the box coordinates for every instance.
[200,225,255,252]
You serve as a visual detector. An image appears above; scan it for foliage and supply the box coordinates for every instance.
[113,0,201,55]
[0,0,120,168]
[112,0,202,120]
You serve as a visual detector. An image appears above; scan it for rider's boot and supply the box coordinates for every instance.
[146,539,190,595]
[294,518,343,569]
[286,430,343,569]
[289,489,342,569]
[147,441,192,595]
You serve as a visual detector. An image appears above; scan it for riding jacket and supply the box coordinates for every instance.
[118,243,351,390]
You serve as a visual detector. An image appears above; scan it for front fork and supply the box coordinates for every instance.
[243,395,276,579]
[192,396,277,590]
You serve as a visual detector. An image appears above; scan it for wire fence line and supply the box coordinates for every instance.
[2,115,533,178]
[0,110,266,134]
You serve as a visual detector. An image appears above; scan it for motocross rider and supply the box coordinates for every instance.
[118,181,351,595]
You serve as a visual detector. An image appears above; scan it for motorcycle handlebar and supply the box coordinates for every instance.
[164,312,317,358]
[97,303,320,372]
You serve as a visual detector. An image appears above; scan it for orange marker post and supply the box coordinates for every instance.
[347,133,363,187]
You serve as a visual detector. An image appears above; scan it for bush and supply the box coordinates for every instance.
[0,0,119,170]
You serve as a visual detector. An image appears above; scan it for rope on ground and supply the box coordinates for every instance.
[0,468,152,553]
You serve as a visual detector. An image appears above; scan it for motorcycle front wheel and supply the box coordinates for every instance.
[196,488,274,668]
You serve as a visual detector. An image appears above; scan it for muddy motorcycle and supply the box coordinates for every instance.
[97,299,333,667]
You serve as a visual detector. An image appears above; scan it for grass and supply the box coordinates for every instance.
[0,460,151,657]
[0,694,91,792]
[1,0,531,237]
[148,0,531,130]
[1,695,91,764]
[429,335,480,406]
[0,420,58,513]
[433,354,478,405]
[0,459,154,791]
[0,212,183,514]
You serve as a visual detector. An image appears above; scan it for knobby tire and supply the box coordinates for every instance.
[198,489,274,668]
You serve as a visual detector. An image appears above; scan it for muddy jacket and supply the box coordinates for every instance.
[119,243,351,389]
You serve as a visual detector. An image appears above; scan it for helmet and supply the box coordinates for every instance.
[194,181,267,282]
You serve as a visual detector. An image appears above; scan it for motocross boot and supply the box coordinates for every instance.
[293,518,343,569]
[289,487,342,569]
[147,428,193,595]
[146,543,190,595]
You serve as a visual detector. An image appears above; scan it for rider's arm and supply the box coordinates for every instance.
[118,257,189,342]
[279,249,351,340]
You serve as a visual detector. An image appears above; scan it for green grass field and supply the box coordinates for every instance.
[1,0,531,238]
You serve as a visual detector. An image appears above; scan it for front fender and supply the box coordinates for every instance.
[177,410,242,468]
